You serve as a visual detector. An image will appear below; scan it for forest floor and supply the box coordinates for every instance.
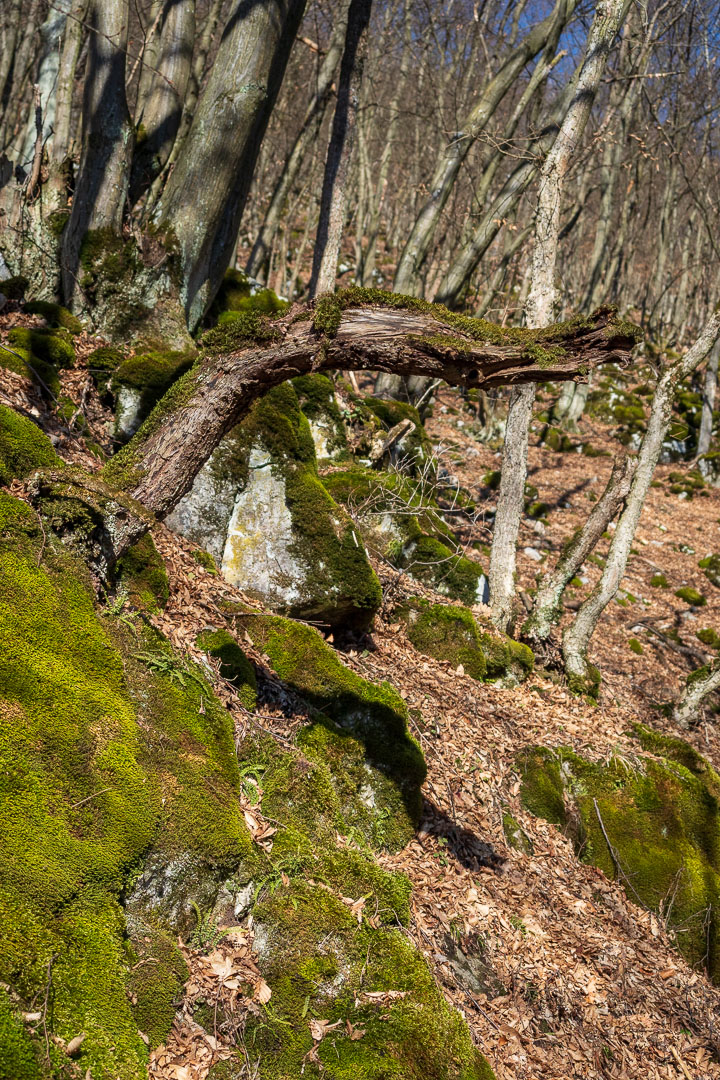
[2,330,720,1079]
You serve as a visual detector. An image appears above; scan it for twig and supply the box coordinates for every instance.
[669,1044,694,1080]
[70,787,112,809]
[593,798,647,909]
[40,953,57,1063]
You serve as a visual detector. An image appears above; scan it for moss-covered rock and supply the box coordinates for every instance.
[363,397,432,470]
[518,733,720,980]
[699,554,720,589]
[0,491,255,1076]
[197,628,257,710]
[116,532,170,612]
[87,345,125,399]
[650,572,668,588]
[113,348,196,441]
[399,599,487,679]
[23,300,83,334]
[323,465,487,606]
[7,326,75,368]
[238,614,425,850]
[0,342,60,395]
[209,268,288,322]
[168,384,382,630]
[293,373,348,461]
[674,586,706,607]
[0,404,60,485]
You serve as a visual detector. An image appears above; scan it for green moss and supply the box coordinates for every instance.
[237,614,425,850]
[697,628,720,650]
[0,494,257,1075]
[116,532,170,612]
[399,599,486,680]
[407,535,486,607]
[113,348,196,428]
[209,268,288,321]
[650,573,668,588]
[127,923,188,1048]
[23,300,83,334]
[87,345,125,397]
[0,404,60,485]
[477,631,534,681]
[628,637,644,655]
[0,275,28,300]
[566,663,602,701]
[518,739,720,980]
[502,810,533,854]
[249,876,494,1079]
[0,988,42,1079]
[541,425,574,453]
[363,397,431,464]
[223,384,382,629]
[699,554,720,589]
[7,326,74,368]
[674,586,706,607]
[293,374,348,459]
[197,628,257,710]
[192,548,219,574]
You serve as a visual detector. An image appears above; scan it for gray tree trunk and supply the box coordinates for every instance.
[129,0,195,205]
[392,0,577,297]
[153,0,307,331]
[309,0,373,298]
[697,339,720,457]
[674,658,720,729]
[61,0,134,305]
[246,3,351,282]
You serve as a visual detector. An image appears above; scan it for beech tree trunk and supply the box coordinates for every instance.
[61,0,134,306]
[392,0,576,296]
[153,0,307,330]
[309,0,373,297]
[246,2,351,282]
[86,299,638,564]
[129,0,195,205]
[697,339,719,457]
[487,0,629,632]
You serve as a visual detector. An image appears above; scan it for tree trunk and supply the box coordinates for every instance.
[563,308,720,693]
[392,0,577,296]
[309,0,373,298]
[522,453,636,645]
[61,0,134,306]
[674,658,720,729]
[697,339,720,457]
[153,0,307,331]
[487,0,629,631]
[86,299,638,565]
[487,382,535,631]
[15,4,68,168]
[50,0,89,168]
[129,0,195,205]
[246,2,351,282]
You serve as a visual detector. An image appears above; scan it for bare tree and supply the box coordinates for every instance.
[697,339,720,457]
[563,308,720,694]
[488,0,630,631]
[309,0,373,296]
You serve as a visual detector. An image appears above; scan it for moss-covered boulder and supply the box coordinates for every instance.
[0,488,492,1079]
[167,384,382,630]
[7,326,75,369]
[324,465,487,606]
[517,727,720,980]
[116,532,170,612]
[239,614,426,850]
[209,268,288,322]
[398,598,533,683]
[699,554,720,589]
[197,628,257,710]
[0,404,60,485]
[0,491,256,1077]
[23,300,83,334]
[293,373,348,461]
[112,348,196,441]
[363,397,432,470]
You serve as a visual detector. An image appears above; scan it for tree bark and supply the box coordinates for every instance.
[129,0,196,205]
[61,0,134,306]
[15,3,69,169]
[674,658,720,729]
[487,382,535,631]
[697,339,720,457]
[522,453,636,645]
[309,0,373,298]
[392,0,577,297]
[153,0,307,331]
[246,1,351,281]
[563,308,720,692]
[96,298,638,561]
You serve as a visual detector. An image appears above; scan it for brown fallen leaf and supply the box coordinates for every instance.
[310,1017,343,1042]
[345,1020,366,1040]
